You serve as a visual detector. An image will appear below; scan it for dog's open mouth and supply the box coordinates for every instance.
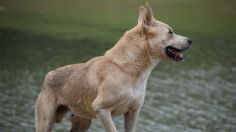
[165,46,184,62]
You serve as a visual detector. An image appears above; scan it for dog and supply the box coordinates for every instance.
[35,3,192,132]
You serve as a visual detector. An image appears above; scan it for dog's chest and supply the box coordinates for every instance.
[130,66,154,105]
[111,62,158,116]
[111,70,152,116]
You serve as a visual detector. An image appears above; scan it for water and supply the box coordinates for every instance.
[0,29,236,132]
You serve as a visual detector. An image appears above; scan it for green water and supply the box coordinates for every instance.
[0,0,236,131]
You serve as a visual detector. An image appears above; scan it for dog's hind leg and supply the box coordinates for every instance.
[35,90,57,132]
[70,118,91,132]
[65,111,92,132]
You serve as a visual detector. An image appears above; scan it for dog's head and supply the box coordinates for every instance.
[138,3,192,62]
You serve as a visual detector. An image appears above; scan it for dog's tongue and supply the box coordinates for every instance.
[174,52,183,61]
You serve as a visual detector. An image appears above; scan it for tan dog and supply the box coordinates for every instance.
[35,3,192,132]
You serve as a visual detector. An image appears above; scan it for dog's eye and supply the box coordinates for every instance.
[168,30,173,35]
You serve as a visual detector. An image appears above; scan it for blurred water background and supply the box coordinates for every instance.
[0,0,236,131]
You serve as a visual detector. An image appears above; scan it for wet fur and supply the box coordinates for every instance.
[35,3,191,132]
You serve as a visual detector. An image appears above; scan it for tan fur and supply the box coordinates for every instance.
[35,3,191,132]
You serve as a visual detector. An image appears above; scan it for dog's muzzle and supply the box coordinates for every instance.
[165,39,192,62]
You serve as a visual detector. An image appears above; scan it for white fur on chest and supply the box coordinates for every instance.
[131,61,158,105]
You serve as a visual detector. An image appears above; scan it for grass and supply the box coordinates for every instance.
[1,0,236,72]
[1,0,236,41]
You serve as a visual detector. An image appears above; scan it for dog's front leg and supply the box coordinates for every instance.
[124,109,139,132]
[95,108,118,132]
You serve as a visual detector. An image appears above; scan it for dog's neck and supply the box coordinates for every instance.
[105,25,160,79]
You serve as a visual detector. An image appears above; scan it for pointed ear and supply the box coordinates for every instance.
[138,6,146,24]
[144,2,154,27]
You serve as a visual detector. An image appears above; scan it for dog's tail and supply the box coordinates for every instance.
[35,88,58,132]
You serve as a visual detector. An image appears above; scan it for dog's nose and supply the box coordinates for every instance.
[187,39,192,45]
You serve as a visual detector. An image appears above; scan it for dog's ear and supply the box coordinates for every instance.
[138,6,146,24]
[138,3,154,30]
[144,2,153,27]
